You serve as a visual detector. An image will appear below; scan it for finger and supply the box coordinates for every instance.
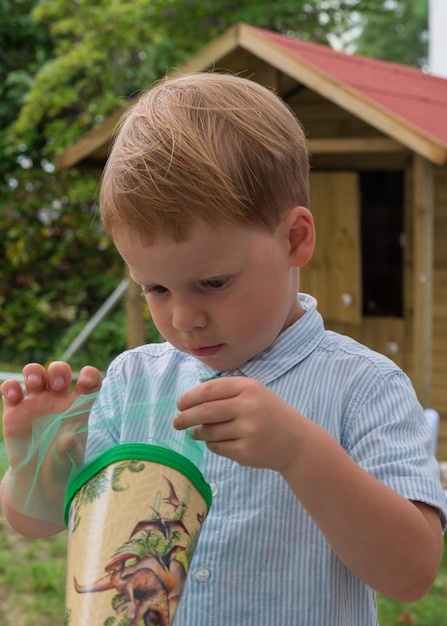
[22,363,49,394]
[43,435,86,485]
[74,366,102,395]
[177,377,241,411]
[204,437,263,467]
[174,398,235,430]
[46,361,74,393]
[206,439,239,459]
[55,431,87,468]
[1,380,25,409]
[192,422,239,444]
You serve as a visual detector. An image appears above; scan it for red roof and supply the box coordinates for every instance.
[252,26,447,153]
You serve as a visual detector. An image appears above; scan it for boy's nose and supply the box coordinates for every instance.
[172,303,207,330]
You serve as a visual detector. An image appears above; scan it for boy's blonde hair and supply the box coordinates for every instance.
[100,72,309,242]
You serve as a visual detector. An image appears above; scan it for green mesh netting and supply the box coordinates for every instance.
[0,375,209,527]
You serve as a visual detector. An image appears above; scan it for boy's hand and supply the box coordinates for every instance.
[1,361,101,442]
[175,376,306,472]
[0,361,102,527]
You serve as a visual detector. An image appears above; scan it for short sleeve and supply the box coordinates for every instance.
[345,370,447,529]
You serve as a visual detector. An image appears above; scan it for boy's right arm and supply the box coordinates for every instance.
[0,361,102,538]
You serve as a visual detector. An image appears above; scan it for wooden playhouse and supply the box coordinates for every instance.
[59,23,447,458]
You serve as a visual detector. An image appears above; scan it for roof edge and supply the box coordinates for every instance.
[57,106,127,169]
[239,24,447,165]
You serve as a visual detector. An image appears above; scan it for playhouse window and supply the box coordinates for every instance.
[360,171,404,317]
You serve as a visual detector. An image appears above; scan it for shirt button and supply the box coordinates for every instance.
[227,369,243,376]
[210,482,219,497]
[193,566,210,582]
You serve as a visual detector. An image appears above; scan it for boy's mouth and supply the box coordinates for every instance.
[188,344,223,357]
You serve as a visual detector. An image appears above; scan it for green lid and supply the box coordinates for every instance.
[64,442,213,527]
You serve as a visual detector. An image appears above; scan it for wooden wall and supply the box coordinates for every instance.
[433,166,447,459]
[296,88,447,459]
[403,165,447,459]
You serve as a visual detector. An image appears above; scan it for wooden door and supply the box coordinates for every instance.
[301,172,361,324]
[300,171,405,368]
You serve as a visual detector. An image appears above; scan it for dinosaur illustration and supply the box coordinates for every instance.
[162,476,186,511]
[72,470,200,624]
[75,553,170,626]
[75,547,187,624]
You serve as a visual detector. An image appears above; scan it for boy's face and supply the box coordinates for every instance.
[114,213,311,371]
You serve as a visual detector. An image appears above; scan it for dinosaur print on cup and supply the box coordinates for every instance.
[64,446,211,626]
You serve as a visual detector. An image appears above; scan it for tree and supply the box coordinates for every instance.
[0,0,48,125]
[0,1,124,365]
[0,0,53,186]
[353,0,428,68]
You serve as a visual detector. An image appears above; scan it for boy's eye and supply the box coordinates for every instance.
[142,285,168,295]
[202,277,229,289]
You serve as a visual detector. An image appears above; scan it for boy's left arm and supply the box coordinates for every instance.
[278,422,443,603]
[175,376,444,602]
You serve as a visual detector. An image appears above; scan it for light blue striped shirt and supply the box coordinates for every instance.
[86,294,446,626]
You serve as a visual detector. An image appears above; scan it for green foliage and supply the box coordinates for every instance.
[0,0,54,220]
[0,0,124,366]
[354,0,429,67]
[0,0,52,131]
[0,164,122,363]
[13,0,189,147]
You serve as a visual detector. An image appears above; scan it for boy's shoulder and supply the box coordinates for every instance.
[297,294,402,379]
[320,329,404,379]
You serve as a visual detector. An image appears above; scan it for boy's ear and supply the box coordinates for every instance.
[284,206,315,267]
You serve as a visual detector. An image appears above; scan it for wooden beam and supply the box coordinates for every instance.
[238,24,447,166]
[308,137,404,154]
[58,107,126,169]
[171,23,239,75]
[412,154,434,405]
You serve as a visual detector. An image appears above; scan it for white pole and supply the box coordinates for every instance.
[60,279,129,361]
[429,0,447,78]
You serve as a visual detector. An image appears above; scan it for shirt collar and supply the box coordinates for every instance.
[195,294,326,385]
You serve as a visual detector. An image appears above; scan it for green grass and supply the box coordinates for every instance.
[0,514,67,626]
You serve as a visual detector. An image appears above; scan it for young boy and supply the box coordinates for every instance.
[1,72,446,625]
